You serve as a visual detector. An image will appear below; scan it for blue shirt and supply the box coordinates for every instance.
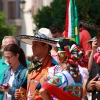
[0,64,27,100]
[0,58,8,84]
[0,58,30,100]
[0,58,30,84]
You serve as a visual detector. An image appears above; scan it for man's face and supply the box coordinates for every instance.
[52,32,62,38]
[1,38,15,51]
[32,41,47,59]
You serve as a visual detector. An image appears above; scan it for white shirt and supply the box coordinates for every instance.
[3,70,14,100]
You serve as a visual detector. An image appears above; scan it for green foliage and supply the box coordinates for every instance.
[33,6,52,32]
[33,0,66,32]
[50,0,66,31]
[0,12,16,45]
[76,0,100,25]
[33,0,100,37]
[76,0,100,37]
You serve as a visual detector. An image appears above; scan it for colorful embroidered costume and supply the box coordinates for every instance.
[47,70,83,98]
[41,39,88,100]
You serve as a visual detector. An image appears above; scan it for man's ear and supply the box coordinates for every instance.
[44,44,49,50]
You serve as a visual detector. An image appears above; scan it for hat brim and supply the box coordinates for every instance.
[87,40,93,44]
[87,37,96,44]
[80,20,100,31]
[16,35,57,46]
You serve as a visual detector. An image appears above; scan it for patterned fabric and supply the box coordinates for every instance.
[28,60,42,73]
[64,84,82,97]
[19,87,27,100]
[19,73,27,100]
[47,70,83,98]
[47,65,62,80]
[57,39,88,77]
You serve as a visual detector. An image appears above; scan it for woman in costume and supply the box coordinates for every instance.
[39,38,87,100]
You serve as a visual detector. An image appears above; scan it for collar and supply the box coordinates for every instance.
[8,64,25,73]
[51,56,59,65]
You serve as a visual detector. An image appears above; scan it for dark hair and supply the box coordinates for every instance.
[4,44,27,67]
[49,24,62,34]
[78,12,83,28]
[42,43,52,51]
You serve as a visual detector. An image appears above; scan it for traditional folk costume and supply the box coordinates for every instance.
[28,55,58,97]
[16,28,59,100]
[42,39,88,100]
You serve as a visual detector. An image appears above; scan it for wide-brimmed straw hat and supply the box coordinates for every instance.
[16,28,59,46]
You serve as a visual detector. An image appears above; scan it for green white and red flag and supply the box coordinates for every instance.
[63,0,80,44]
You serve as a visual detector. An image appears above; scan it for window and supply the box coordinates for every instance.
[8,1,16,19]
[0,0,3,11]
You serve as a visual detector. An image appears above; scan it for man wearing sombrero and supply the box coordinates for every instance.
[14,28,59,100]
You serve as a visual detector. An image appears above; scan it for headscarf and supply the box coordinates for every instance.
[57,38,88,77]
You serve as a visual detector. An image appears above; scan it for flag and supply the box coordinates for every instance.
[63,0,80,44]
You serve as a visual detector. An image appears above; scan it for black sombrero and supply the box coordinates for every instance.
[80,20,100,31]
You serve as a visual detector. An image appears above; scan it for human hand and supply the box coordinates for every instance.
[14,89,21,100]
[0,83,10,92]
[0,85,4,91]
[92,38,98,53]
[95,81,100,90]
[87,76,98,91]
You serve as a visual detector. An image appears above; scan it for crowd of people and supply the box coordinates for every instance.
[0,23,100,100]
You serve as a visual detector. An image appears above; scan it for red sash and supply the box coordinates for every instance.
[41,83,82,100]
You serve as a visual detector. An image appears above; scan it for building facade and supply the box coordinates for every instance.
[0,0,53,56]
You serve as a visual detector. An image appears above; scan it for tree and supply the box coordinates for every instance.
[33,0,100,37]
[0,12,16,45]
[33,6,52,32]
[76,0,100,37]
[50,0,66,31]
[33,0,66,32]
